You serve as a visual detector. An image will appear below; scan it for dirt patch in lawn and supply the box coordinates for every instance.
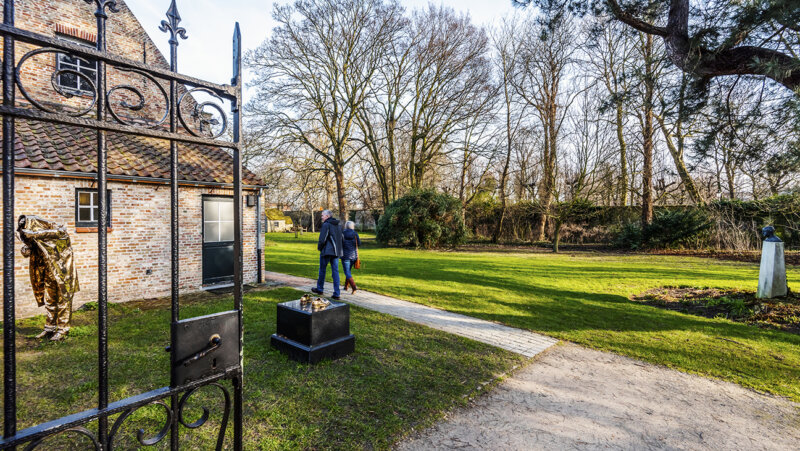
[632,287,800,335]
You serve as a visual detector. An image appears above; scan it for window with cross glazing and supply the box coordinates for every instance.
[55,34,97,95]
[75,188,111,228]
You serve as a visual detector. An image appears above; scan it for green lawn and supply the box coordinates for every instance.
[266,232,800,402]
[6,288,522,450]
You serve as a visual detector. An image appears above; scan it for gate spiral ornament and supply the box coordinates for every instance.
[108,400,173,449]
[106,68,170,127]
[15,48,98,117]
[178,87,228,139]
[22,427,101,451]
[178,382,232,451]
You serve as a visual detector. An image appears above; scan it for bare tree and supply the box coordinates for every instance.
[512,5,580,240]
[355,9,413,207]
[406,5,493,190]
[492,17,529,243]
[638,31,657,224]
[246,0,403,220]
[584,19,636,206]
[453,91,500,219]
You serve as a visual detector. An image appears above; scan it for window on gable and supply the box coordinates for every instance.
[56,35,97,95]
[75,189,111,228]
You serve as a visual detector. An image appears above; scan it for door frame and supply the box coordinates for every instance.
[202,194,235,286]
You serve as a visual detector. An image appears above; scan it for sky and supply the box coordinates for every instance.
[124,0,520,99]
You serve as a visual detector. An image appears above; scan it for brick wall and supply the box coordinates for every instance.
[0,175,261,319]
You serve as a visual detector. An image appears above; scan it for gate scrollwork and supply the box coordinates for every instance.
[108,400,172,449]
[178,87,229,139]
[16,47,99,117]
[105,67,170,128]
[22,427,102,451]
[178,382,232,450]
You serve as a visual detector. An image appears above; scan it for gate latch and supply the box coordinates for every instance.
[171,310,239,386]
[178,334,222,367]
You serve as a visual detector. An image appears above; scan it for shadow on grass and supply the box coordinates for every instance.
[7,287,524,450]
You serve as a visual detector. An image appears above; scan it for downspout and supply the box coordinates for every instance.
[256,188,263,283]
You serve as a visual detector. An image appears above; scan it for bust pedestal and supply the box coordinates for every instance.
[270,299,355,363]
[758,234,787,299]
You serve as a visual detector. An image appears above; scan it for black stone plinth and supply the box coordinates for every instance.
[270,299,355,363]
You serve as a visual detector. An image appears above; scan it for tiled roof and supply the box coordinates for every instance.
[12,120,263,187]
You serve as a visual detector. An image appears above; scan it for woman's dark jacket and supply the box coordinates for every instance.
[317,218,344,258]
[342,229,361,261]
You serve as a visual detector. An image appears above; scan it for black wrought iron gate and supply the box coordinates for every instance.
[0,0,244,448]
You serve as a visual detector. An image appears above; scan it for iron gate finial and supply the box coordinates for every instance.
[83,0,120,18]
[160,0,188,46]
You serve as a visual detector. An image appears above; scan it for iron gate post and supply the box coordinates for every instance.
[88,0,119,447]
[159,1,187,448]
[2,0,16,448]
[231,22,244,451]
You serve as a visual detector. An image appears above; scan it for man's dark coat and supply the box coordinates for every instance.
[317,217,344,258]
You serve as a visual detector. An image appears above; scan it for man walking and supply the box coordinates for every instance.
[312,210,344,299]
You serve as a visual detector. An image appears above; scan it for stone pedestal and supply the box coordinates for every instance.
[758,241,787,298]
[270,299,355,363]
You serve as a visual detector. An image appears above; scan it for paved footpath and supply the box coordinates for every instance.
[263,271,557,357]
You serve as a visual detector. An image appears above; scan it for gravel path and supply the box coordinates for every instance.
[398,343,800,450]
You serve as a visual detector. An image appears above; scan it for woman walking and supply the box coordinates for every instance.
[341,221,361,294]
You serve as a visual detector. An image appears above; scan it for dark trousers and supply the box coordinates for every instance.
[316,254,340,297]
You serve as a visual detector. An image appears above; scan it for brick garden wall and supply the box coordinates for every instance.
[0,175,261,319]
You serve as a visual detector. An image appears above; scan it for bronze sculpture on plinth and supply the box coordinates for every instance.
[17,215,80,341]
[299,293,331,311]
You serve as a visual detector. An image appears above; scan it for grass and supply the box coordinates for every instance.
[265,232,800,402]
[4,287,523,450]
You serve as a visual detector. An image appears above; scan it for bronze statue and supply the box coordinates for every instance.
[17,215,79,341]
[299,293,331,311]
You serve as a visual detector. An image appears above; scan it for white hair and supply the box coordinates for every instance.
[345,221,355,230]
[321,209,333,218]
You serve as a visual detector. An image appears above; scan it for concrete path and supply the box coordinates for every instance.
[399,343,800,451]
[263,271,558,358]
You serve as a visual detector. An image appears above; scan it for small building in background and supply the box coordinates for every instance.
[0,0,266,319]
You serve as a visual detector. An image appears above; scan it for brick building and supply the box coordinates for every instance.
[0,0,265,319]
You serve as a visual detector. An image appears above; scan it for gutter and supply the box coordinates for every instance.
[9,167,269,190]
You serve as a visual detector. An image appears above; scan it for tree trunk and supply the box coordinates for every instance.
[334,163,348,221]
[552,220,561,253]
[606,0,800,92]
[536,101,558,241]
[725,161,736,199]
[616,102,629,206]
[493,90,514,244]
[641,33,654,226]
[657,116,704,205]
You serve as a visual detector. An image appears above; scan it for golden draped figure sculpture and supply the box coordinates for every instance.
[17,215,79,341]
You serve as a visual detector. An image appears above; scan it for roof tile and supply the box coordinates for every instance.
[10,120,263,186]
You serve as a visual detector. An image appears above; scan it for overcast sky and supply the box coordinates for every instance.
[125,0,519,99]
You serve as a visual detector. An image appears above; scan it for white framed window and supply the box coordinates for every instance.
[75,189,111,228]
[56,35,97,95]
[203,198,234,243]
